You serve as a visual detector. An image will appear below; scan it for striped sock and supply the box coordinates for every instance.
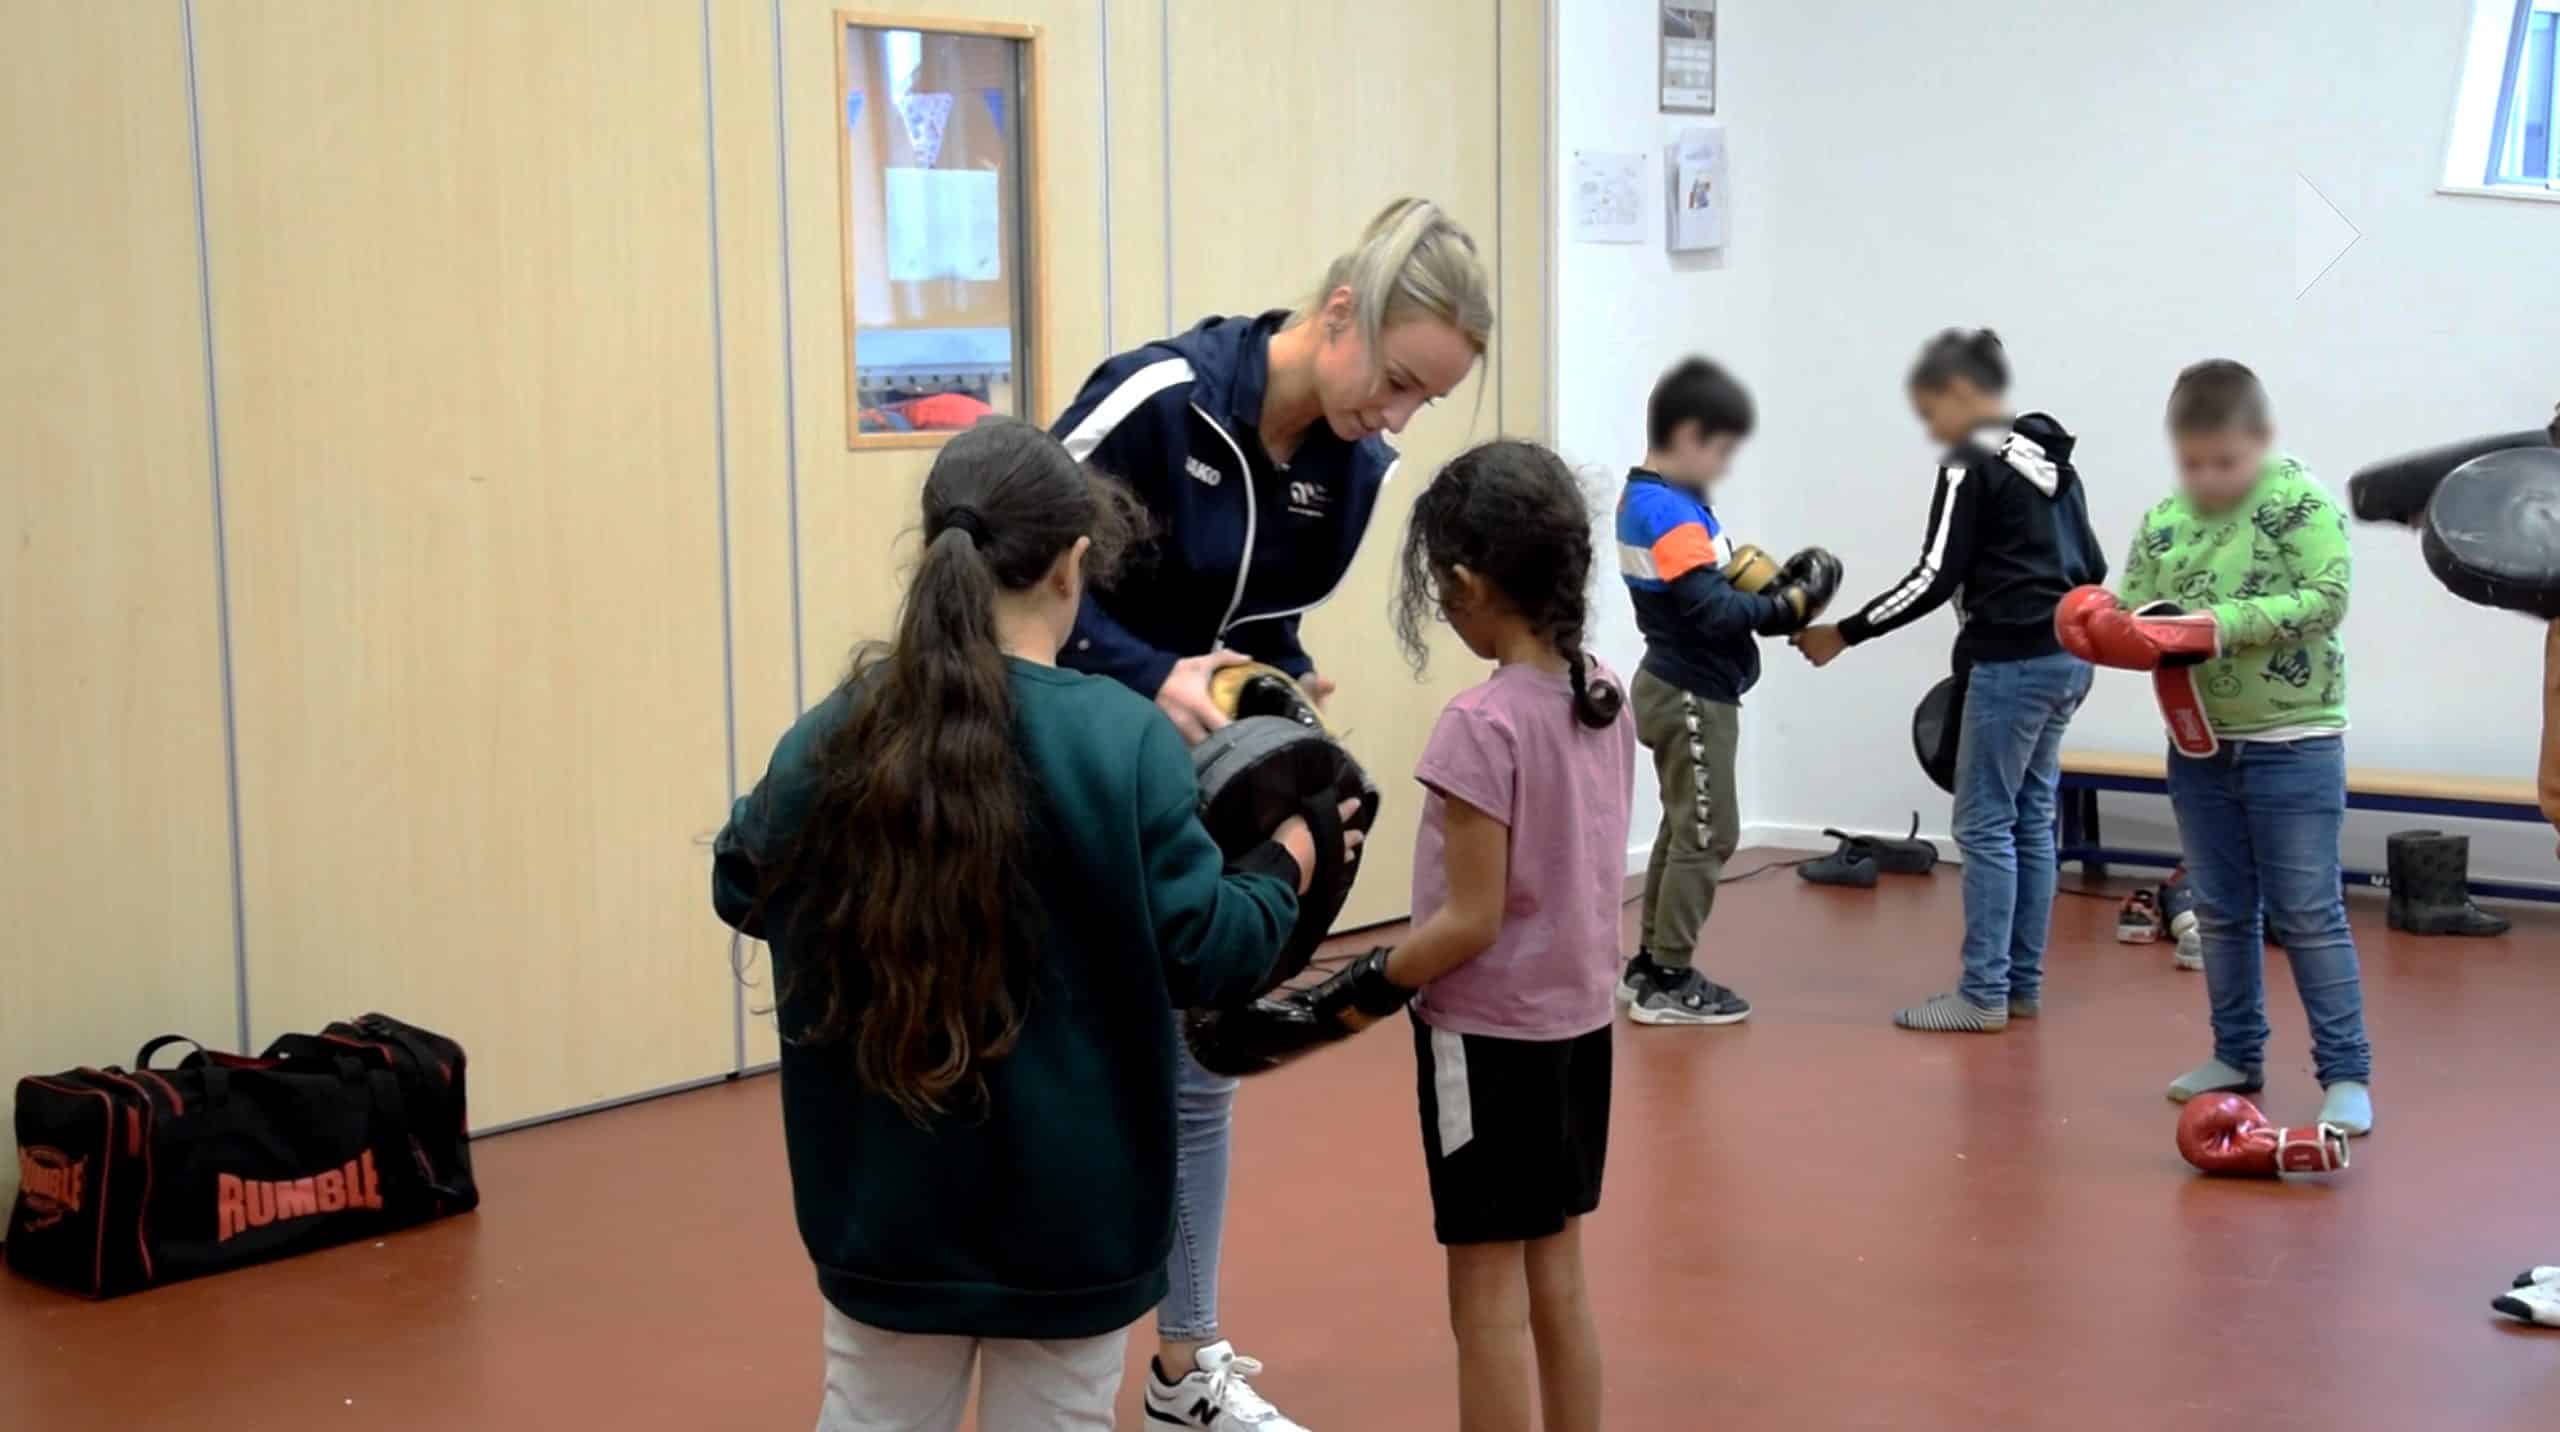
[1893,992,2008,1032]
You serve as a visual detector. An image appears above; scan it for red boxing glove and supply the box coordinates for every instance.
[2054,586,2220,671]
[2176,1093,2350,1177]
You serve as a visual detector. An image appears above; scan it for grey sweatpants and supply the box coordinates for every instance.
[815,1304,1127,1431]
[1634,668,1742,970]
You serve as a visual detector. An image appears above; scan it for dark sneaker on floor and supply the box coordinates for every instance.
[1616,952,1667,1004]
[1631,969,1752,1026]
[2116,889,2163,944]
[2007,996,2041,1019]
[1798,831,1879,888]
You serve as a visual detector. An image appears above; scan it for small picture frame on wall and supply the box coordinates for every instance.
[835,12,1047,449]
[1660,1,1716,114]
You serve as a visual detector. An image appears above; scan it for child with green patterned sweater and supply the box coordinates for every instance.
[2062,361,2372,1135]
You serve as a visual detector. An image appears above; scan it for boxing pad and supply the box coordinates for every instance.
[2347,428,2553,527]
[1911,673,1966,795]
[1182,946,1415,1078]
[1769,546,1845,632]
[1191,715,1380,999]
[2419,446,2560,619]
[2175,1093,2350,1177]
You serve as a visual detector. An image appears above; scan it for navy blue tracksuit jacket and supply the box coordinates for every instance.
[1050,311,1394,694]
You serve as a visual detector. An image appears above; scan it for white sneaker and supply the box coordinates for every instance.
[2173,929,2203,971]
[2493,1275,2560,1327]
[1145,1341,1310,1429]
[2511,1265,2560,1288]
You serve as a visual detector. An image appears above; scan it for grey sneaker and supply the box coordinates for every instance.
[2007,996,2041,1019]
[1632,969,1752,1026]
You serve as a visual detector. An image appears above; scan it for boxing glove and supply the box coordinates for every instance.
[1775,546,1845,625]
[2175,1092,2350,1177]
[1723,544,1780,594]
[2054,587,2220,670]
[1181,947,1413,1078]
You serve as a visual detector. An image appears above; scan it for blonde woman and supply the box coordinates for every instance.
[1051,197,1493,1431]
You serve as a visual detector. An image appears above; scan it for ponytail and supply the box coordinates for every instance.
[769,420,1137,1125]
[1304,197,1495,360]
[1563,643,1624,730]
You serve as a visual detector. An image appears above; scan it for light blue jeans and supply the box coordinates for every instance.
[2165,735,2372,1085]
[1159,1028,1235,1341]
[1951,651,2093,1010]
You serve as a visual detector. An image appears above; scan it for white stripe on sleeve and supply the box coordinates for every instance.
[1058,357,1196,461]
[1865,466,1968,624]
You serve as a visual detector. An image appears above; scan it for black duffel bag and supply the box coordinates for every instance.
[7,1013,477,1298]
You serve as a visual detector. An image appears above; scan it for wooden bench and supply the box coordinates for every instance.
[2057,751,2557,903]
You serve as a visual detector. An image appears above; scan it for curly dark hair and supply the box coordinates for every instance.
[1392,439,1624,728]
[768,419,1142,1123]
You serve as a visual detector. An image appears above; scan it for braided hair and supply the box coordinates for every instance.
[1392,439,1624,729]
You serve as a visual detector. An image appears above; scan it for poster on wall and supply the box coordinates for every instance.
[1666,125,1729,252]
[1570,151,1646,243]
[1660,2,1716,114]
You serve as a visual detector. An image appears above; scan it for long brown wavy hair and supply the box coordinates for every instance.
[772,419,1139,1122]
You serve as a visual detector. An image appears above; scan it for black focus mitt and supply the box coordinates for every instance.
[2348,428,2553,527]
[1192,713,1379,1000]
[1182,947,1414,1078]
[1776,546,1844,628]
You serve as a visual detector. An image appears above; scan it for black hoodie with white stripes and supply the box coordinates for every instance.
[1835,413,2106,666]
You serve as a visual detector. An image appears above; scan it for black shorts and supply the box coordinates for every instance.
[1409,1013,1612,1246]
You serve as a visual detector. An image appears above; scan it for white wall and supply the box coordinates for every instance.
[1557,0,2560,882]
[1553,0,1782,873]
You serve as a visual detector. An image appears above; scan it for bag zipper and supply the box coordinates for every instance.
[82,1069,158,1284]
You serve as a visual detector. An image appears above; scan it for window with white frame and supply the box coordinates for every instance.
[2446,0,2560,195]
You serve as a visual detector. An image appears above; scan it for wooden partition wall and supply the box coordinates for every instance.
[0,0,1551,1194]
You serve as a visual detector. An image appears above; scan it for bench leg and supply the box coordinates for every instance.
[2080,790,2107,882]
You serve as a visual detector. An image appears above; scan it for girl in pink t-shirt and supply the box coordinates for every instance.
[1379,439,1636,1432]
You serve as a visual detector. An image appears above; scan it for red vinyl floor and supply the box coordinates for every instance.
[7,861,2559,1429]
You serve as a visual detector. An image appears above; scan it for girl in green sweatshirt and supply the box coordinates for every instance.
[2118,361,2371,1136]
[714,421,1345,1430]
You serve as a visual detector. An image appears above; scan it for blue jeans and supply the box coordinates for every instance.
[1951,651,2093,1009]
[2165,736,2372,1085]
[1159,1027,1235,1342]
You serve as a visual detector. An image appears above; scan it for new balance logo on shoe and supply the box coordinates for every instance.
[1186,456,1224,487]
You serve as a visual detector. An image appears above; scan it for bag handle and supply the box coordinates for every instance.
[134,1034,211,1070]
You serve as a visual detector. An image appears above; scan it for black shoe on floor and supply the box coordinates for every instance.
[1799,830,1879,888]
[1630,968,1752,1026]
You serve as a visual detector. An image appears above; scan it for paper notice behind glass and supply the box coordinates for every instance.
[884,167,1003,282]
[1666,126,1729,253]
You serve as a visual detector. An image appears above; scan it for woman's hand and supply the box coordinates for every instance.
[1794,624,1848,668]
[1272,798,1368,895]
[1157,650,1254,744]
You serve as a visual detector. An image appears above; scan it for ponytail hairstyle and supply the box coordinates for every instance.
[1908,327,2011,396]
[773,419,1140,1124]
[1392,439,1625,729]
[1301,197,1495,365]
